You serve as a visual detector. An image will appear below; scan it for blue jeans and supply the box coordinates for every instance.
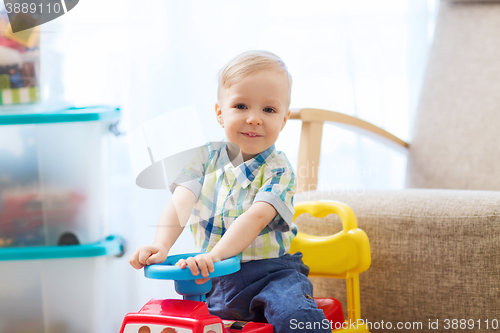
[207,253,330,333]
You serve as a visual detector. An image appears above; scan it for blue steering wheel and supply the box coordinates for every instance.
[144,252,240,302]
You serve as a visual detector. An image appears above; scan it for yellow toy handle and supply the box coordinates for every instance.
[290,200,371,330]
[293,200,358,231]
[290,200,370,278]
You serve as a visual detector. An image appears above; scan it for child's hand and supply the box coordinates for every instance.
[129,244,169,269]
[177,253,220,284]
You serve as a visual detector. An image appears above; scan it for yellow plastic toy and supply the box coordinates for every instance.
[289,200,371,332]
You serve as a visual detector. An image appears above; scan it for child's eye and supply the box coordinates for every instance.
[235,104,247,110]
[263,107,276,113]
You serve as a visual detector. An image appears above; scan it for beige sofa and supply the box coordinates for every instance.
[291,1,500,331]
[295,190,499,331]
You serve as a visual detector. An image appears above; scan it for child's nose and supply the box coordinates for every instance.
[246,112,262,126]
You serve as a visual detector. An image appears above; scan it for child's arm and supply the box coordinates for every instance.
[177,201,277,282]
[129,185,197,269]
[211,201,277,260]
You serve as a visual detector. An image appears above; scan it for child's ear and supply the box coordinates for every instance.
[215,103,224,128]
[280,109,291,131]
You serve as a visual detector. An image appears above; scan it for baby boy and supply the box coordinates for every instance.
[130,50,329,332]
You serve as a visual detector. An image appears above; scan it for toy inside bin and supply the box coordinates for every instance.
[0,106,120,248]
[0,5,40,105]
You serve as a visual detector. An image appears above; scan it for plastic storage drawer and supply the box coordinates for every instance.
[0,106,125,333]
[0,106,120,247]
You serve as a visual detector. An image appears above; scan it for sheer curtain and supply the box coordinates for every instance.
[41,0,438,329]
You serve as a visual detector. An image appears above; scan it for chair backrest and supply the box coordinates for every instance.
[406,0,500,190]
[290,108,408,193]
[289,200,371,323]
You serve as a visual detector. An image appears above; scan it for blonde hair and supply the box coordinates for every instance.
[217,50,292,107]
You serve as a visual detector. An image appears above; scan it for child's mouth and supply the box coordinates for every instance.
[241,132,261,138]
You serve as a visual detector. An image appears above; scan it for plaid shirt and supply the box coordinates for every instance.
[170,140,297,262]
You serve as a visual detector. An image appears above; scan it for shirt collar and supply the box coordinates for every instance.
[230,143,276,189]
[216,139,276,188]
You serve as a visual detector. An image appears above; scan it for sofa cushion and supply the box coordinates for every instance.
[294,189,500,330]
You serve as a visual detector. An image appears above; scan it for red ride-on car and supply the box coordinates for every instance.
[119,253,345,333]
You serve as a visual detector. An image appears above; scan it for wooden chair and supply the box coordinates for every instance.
[290,107,408,193]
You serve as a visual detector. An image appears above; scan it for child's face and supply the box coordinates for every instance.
[215,70,291,161]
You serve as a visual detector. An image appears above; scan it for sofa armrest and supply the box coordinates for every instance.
[294,189,500,330]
